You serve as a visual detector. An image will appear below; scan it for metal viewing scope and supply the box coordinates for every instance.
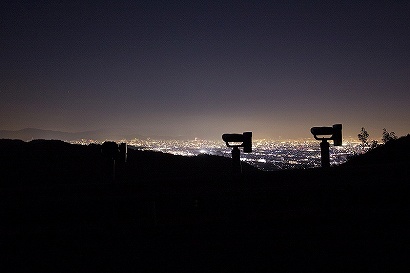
[222,132,252,153]
[310,124,342,168]
[311,124,342,146]
[222,132,252,175]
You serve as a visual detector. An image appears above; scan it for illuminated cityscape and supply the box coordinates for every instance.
[70,138,364,171]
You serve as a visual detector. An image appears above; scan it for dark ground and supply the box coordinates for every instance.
[1,138,410,272]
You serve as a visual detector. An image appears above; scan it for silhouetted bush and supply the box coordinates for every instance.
[382,128,398,144]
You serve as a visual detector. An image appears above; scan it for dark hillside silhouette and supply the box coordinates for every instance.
[1,137,409,271]
[0,139,260,186]
[0,139,105,185]
[343,134,410,167]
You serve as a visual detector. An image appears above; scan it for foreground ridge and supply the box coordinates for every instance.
[1,137,409,271]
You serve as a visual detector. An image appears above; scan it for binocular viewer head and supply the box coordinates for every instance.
[222,131,252,153]
[310,124,342,146]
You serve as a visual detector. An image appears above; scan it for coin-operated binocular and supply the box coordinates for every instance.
[310,124,342,168]
[101,141,127,182]
[222,132,252,175]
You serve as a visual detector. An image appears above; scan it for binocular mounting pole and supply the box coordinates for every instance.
[231,146,242,175]
[320,139,330,168]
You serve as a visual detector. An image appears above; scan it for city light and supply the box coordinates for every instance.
[70,138,363,171]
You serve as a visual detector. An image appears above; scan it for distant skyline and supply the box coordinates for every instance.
[1,1,409,140]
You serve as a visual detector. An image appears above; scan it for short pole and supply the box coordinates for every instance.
[320,140,330,168]
[112,159,116,182]
[232,146,242,174]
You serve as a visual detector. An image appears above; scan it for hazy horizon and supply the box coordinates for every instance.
[1,126,405,142]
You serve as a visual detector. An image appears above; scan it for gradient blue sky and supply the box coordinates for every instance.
[1,1,409,139]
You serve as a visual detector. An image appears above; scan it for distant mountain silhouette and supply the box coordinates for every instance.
[0,128,196,141]
[0,128,147,141]
[0,128,99,141]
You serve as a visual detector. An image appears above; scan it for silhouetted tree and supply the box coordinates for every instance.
[369,139,379,150]
[358,127,369,148]
[382,128,397,144]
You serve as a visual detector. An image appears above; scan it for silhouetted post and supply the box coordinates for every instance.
[311,124,342,168]
[320,140,330,168]
[112,159,116,181]
[152,201,157,226]
[117,143,127,181]
[101,141,120,183]
[222,132,252,176]
[119,143,127,163]
[232,146,241,174]
[101,141,129,183]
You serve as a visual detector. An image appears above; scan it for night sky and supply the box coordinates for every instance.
[1,1,409,139]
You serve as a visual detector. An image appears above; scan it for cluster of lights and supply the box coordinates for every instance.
[70,137,363,170]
